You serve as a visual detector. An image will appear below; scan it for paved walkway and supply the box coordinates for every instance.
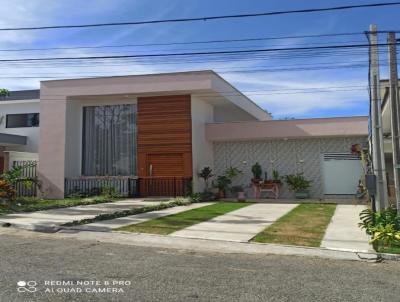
[171,203,297,242]
[0,199,164,231]
[72,202,214,231]
[321,205,371,252]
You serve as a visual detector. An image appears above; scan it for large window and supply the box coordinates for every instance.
[82,104,137,176]
[6,113,39,128]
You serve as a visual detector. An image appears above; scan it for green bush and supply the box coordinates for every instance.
[251,162,262,180]
[284,174,312,192]
[359,207,400,251]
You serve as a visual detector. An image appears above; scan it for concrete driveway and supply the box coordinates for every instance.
[0,199,163,231]
[171,203,297,242]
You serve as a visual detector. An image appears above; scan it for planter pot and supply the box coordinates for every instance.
[237,191,246,201]
[294,191,310,199]
[218,189,225,199]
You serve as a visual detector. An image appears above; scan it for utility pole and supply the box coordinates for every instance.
[388,32,400,210]
[369,24,388,211]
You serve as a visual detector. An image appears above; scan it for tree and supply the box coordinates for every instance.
[0,88,9,98]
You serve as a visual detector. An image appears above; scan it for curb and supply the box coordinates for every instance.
[1,222,60,233]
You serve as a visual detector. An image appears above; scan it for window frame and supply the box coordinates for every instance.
[5,113,40,128]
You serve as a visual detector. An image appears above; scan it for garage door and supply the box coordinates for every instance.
[323,153,362,195]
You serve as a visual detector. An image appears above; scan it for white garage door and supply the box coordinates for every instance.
[323,153,362,195]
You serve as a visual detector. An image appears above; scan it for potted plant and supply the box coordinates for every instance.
[198,166,214,192]
[272,170,282,184]
[230,185,246,201]
[214,166,242,199]
[251,162,263,184]
[284,174,312,199]
[215,175,231,199]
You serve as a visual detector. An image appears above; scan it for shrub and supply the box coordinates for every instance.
[251,162,262,180]
[198,167,214,192]
[359,207,400,251]
[0,179,16,201]
[284,174,312,192]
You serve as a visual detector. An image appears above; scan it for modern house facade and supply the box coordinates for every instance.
[1,71,368,199]
[0,90,40,173]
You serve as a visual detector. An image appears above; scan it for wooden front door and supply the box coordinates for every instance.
[137,95,193,197]
[146,153,184,177]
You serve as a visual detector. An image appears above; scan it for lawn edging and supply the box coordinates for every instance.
[62,198,192,227]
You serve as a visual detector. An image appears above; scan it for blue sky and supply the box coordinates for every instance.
[0,0,399,118]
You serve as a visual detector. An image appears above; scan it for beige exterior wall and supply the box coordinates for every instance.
[206,116,368,141]
[191,96,214,192]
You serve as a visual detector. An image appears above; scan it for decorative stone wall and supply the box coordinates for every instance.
[213,136,366,199]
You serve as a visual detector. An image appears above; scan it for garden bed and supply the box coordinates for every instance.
[251,204,337,247]
[0,196,118,215]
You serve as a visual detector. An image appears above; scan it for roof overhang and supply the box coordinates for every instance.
[41,70,270,121]
[206,116,368,141]
[0,133,27,146]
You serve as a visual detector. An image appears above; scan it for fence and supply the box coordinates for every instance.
[12,160,38,197]
[139,177,192,197]
[64,176,139,197]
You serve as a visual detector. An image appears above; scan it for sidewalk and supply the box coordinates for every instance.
[321,205,371,252]
[0,199,164,232]
[171,203,297,242]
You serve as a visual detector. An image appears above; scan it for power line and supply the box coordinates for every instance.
[1,2,400,31]
[0,42,397,63]
[0,33,369,52]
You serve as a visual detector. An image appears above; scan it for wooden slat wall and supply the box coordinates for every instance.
[137,95,192,178]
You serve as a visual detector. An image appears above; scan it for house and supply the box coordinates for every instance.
[0,90,40,173]
[1,70,368,199]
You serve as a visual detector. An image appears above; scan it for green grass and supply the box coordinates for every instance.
[251,203,337,247]
[377,245,400,254]
[0,196,117,216]
[117,202,251,235]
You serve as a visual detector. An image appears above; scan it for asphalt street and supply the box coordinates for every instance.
[0,230,399,302]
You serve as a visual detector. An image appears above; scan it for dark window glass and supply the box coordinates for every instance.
[82,104,137,176]
[6,113,39,128]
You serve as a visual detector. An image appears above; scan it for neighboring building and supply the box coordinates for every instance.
[380,79,400,199]
[0,71,368,199]
[0,90,40,173]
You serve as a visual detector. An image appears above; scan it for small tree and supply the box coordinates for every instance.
[0,88,9,98]
[198,167,214,192]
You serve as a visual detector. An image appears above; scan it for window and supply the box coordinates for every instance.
[6,113,39,128]
[82,104,137,176]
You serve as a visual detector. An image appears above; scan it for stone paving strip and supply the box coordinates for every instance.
[171,203,298,242]
[0,199,164,231]
[71,202,214,232]
[321,205,371,252]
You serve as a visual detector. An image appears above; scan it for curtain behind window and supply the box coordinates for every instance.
[82,104,136,176]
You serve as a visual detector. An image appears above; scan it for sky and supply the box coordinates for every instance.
[0,0,399,119]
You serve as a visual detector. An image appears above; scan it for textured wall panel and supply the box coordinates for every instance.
[213,137,366,199]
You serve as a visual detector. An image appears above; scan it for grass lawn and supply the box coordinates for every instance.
[117,202,250,235]
[251,203,337,247]
[0,196,116,216]
[377,245,400,254]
